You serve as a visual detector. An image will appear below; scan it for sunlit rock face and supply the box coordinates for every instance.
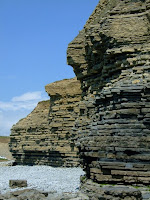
[67,0,150,186]
[45,77,82,167]
[10,78,82,167]
[10,100,51,165]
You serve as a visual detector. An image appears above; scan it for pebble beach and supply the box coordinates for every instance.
[0,165,84,195]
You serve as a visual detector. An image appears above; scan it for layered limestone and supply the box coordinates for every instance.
[10,78,81,167]
[45,78,81,167]
[10,100,51,165]
[67,0,150,192]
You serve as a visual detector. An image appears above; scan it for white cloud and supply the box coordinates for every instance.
[0,91,49,136]
[12,91,42,102]
[0,101,37,111]
[0,91,49,111]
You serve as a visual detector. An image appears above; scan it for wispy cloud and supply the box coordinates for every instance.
[0,91,49,111]
[12,91,42,102]
[0,91,49,136]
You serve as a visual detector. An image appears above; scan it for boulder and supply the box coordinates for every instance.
[9,180,27,188]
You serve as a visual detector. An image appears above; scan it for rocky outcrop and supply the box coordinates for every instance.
[0,137,13,160]
[10,78,81,167]
[80,180,142,200]
[0,189,89,200]
[45,78,81,167]
[10,100,51,165]
[67,0,150,196]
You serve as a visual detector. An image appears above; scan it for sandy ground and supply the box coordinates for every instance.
[0,137,13,160]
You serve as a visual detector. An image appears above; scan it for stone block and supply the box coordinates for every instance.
[9,180,27,188]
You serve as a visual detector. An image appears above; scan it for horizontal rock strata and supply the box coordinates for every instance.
[45,78,81,167]
[10,100,51,165]
[67,0,150,196]
[80,179,142,200]
[10,78,81,167]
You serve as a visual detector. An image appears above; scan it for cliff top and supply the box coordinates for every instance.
[11,100,50,129]
[45,77,81,97]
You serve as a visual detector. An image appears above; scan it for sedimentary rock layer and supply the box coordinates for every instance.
[67,0,150,189]
[10,100,51,165]
[10,78,81,167]
[45,78,81,167]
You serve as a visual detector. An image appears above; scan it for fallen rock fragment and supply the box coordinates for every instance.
[9,180,27,188]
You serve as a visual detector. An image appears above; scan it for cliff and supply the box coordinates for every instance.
[45,77,81,167]
[67,0,150,198]
[10,100,50,165]
[9,0,150,198]
[10,78,81,167]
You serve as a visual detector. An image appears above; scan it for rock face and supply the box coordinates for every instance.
[80,180,142,200]
[0,137,13,160]
[45,78,81,167]
[67,0,150,190]
[10,78,81,167]
[10,100,51,165]
[0,189,89,200]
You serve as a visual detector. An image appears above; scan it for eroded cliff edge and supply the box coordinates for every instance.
[10,78,81,167]
[67,0,150,198]
[45,77,81,167]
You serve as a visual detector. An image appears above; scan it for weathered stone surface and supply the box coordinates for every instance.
[0,189,89,200]
[80,179,142,200]
[9,180,27,188]
[10,100,51,165]
[0,136,13,160]
[45,77,81,167]
[10,78,81,167]
[67,0,150,192]
[0,189,48,200]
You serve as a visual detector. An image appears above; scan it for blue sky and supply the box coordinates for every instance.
[0,0,99,136]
